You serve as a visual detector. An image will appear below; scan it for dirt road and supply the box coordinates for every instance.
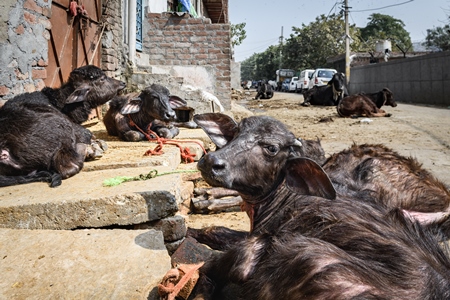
[187,89,450,231]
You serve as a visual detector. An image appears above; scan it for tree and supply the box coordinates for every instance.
[231,22,247,47]
[423,22,450,51]
[240,45,280,81]
[359,13,412,54]
[282,14,361,71]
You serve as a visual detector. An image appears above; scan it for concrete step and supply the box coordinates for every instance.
[0,166,188,230]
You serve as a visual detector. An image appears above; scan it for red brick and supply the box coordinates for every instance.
[15,24,25,35]
[24,0,43,14]
[24,83,36,93]
[24,11,37,24]
[37,59,48,67]
[0,86,10,96]
[32,68,47,79]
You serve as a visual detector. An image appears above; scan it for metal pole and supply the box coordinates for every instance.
[279,26,283,70]
[128,0,137,68]
[344,0,350,85]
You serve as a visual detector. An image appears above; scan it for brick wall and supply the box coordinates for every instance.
[0,0,51,100]
[144,12,231,109]
[101,0,125,79]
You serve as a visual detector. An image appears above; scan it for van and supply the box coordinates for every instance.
[296,69,315,92]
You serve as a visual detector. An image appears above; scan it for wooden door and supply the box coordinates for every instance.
[45,0,103,88]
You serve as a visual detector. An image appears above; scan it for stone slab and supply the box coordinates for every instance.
[0,166,198,230]
[0,228,170,300]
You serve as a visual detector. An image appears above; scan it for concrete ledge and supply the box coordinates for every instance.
[83,143,182,172]
[0,167,195,229]
[0,228,170,300]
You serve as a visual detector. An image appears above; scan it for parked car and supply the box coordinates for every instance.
[307,68,337,89]
[296,69,315,92]
[281,78,291,92]
[289,76,299,92]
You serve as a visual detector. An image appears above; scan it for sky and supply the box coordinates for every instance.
[229,0,450,62]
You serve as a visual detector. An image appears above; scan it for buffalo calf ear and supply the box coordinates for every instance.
[120,97,142,114]
[169,95,187,109]
[284,157,336,200]
[66,86,91,103]
[194,113,238,149]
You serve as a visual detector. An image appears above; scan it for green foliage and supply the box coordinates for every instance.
[240,46,280,81]
[231,22,247,47]
[359,13,412,52]
[283,14,361,71]
[240,14,362,80]
[423,23,450,51]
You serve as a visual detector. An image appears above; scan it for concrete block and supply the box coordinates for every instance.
[135,215,187,242]
[170,237,214,266]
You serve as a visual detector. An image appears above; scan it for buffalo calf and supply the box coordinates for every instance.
[0,103,87,187]
[192,114,450,238]
[103,84,187,141]
[337,93,392,118]
[302,72,347,106]
[254,80,274,100]
[190,113,450,299]
[192,158,450,299]
[363,87,397,108]
[9,65,125,124]
[322,143,450,237]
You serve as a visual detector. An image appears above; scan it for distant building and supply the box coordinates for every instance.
[327,51,430,73]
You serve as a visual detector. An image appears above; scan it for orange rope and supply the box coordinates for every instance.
[158,262,205,300]
[128,115,206,163]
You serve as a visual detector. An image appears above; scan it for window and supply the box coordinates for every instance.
[136,0,143,51]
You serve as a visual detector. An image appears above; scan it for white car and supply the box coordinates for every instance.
[307,68,337,89]
[289,76,298,92]
[296,69,315,92]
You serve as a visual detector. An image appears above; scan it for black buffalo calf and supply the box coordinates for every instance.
[103,84,187,141]
[193,156,450,299]
[0,103,87,187]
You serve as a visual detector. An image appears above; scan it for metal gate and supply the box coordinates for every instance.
[45,0,103,88]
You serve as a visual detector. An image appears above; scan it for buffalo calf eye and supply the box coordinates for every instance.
[265,145,279,155]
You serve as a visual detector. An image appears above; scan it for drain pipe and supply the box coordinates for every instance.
[128,0,136,68]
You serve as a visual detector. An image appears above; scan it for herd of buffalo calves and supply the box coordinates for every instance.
[0,65,187,187]
[1,66,450,298]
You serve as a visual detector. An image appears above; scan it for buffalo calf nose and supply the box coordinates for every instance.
[198,154,227,175]
[165,111,176,120]
[210,155,227,174]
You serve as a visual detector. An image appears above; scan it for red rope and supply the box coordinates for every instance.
[128,115,206,163]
